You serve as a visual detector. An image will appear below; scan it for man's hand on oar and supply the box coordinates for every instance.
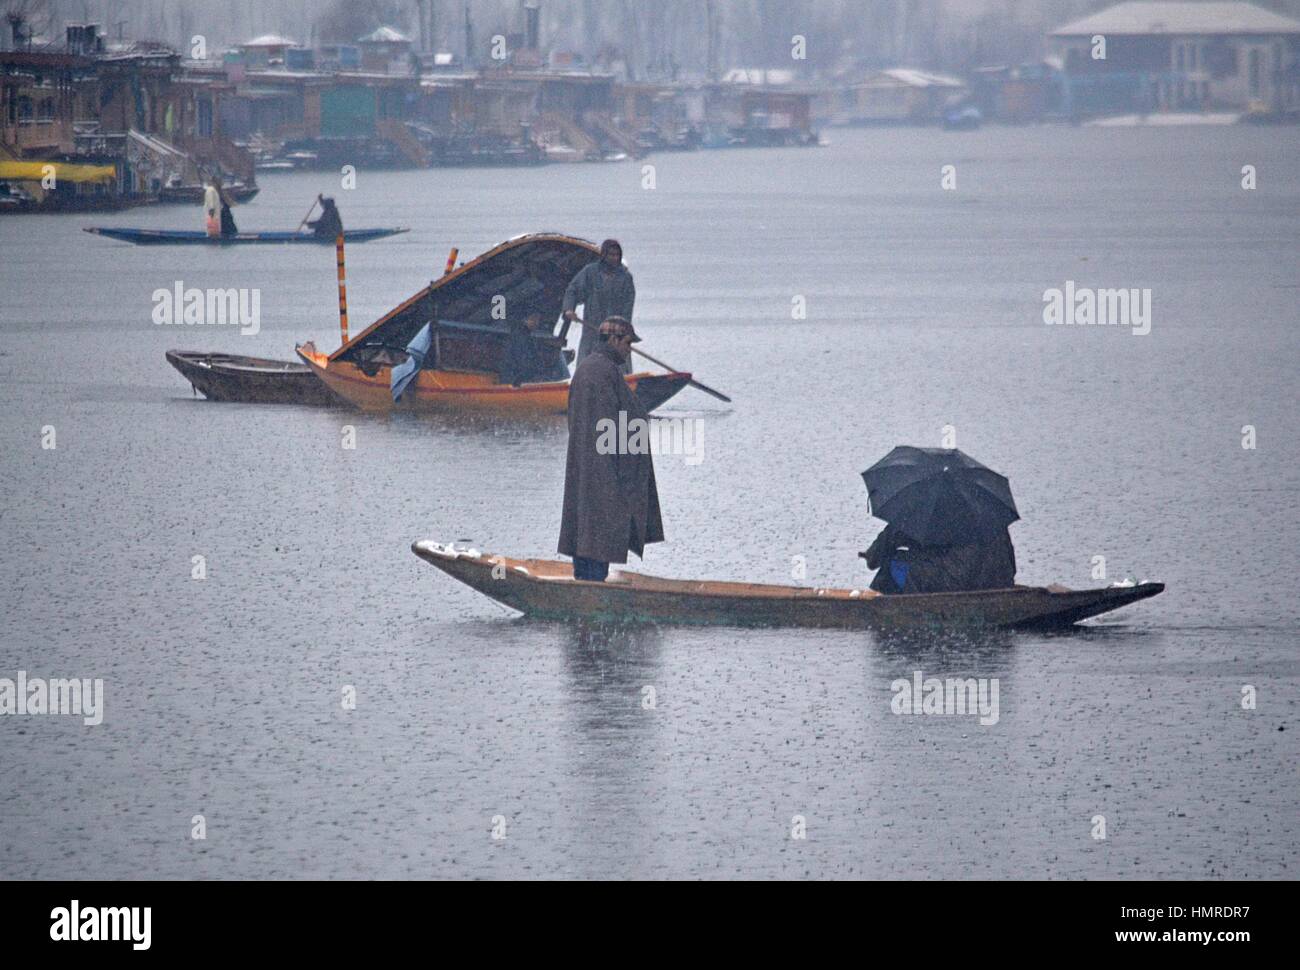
[569,316,731,403]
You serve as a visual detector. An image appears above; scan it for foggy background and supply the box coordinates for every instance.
[11,0,1300,76]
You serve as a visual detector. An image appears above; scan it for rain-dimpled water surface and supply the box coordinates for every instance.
[1,126,1296,879]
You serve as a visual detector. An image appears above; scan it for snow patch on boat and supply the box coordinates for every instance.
[412,540,459,559]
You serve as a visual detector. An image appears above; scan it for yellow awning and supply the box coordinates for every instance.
[0,160,116,184]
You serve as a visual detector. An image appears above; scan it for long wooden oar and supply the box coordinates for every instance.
[573,316,731,403]
[295,197,318,233]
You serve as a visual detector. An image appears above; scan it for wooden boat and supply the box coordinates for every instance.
[165,350,342,405]
[295,232,691,416]
[83,226,408,246]
[411,541,1165,631]
[157,182,260,205]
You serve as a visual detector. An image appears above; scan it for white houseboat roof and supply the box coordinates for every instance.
[1053,2,1300,37]
[359,27,411,44]
[241,34,301,49]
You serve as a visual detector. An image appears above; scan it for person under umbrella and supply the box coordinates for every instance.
[859,446,1019,594]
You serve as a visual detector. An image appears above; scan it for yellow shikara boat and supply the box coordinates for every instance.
[295,232,690,416]
[296,342,688,416]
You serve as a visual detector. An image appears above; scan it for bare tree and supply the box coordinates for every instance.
[3,0,53,48]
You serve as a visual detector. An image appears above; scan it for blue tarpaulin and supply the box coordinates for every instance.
[390,323,432,402]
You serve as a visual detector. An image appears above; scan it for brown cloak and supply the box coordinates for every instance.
[557,343,664,564]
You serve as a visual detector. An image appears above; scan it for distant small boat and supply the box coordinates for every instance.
[84,227,409,246]
[411,541,1166,630]
[1086,112,1241,127]
[157,182,260,205]
[165,350,342,405]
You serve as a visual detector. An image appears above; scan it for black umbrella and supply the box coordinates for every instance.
[861,446,1018,546]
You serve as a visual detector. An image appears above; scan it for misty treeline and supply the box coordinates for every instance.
[12,0,1300,74]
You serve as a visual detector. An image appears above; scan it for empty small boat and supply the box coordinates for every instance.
[165,350,342,405]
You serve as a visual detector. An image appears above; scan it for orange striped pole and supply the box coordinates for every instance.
[443,247,458,276]
[335,233,349,347]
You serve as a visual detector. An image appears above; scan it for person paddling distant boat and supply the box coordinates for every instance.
[562,239,636,374]
[307,195,343,240]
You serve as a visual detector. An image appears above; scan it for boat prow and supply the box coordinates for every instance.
[411,540,1164,631]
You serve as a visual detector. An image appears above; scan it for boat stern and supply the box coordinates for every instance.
[629,371,692,412]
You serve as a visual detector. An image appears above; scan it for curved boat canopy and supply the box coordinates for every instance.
[330,233,599,364]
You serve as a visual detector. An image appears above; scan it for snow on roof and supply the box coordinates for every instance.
[241,34,300,49]
[1053,2,1300,37]
[863,68,966,88]
[359,26,411,44]
[722,68,797,85]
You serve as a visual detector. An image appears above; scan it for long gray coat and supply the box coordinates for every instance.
[557,343,664,564]
[562,260,636,370]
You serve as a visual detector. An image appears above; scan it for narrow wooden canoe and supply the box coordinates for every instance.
[165,350,342,405]
[84,226,408,245]
[411,541,1165,631]
[296,341,689,416]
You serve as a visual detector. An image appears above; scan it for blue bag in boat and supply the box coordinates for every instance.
[391,322,432,403]
[889,558,910,591]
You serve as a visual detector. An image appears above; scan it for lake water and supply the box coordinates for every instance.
[1,125,1296,879]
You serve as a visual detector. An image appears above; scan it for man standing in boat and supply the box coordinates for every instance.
[562,239,636,374]
[558,316,663,582]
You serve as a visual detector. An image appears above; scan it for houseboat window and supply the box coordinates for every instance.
[1203,38,1235,78]
[38,97,55,121]
[18,96,33,122]
[1249,49,1262,96]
